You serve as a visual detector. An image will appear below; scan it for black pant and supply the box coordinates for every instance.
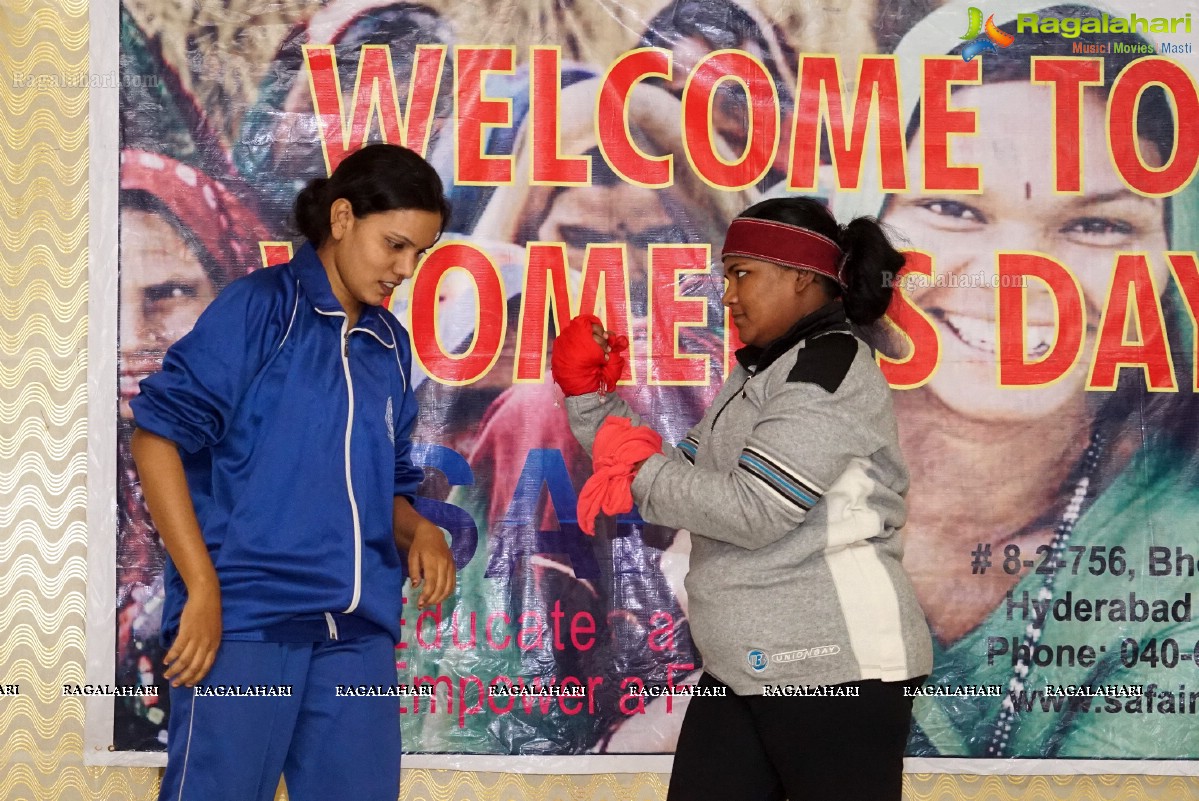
[667,673,925,801]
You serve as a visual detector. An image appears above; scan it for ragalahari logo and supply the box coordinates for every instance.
[961,7,1016,61]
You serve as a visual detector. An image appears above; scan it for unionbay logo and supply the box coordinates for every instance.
[747,645,841,671]
[960,7,1016,62]
[773,645,841,663]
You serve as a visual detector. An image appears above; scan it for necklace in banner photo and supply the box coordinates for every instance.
[985,428,1107,757]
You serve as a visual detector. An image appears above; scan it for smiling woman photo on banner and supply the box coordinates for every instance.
[836,0,1199,759]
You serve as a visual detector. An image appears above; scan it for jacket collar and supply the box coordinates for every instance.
[735,301,852,374]
[293,241,397,347]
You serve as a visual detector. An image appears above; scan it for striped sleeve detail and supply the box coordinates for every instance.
[738,447,824,511]
[676,435,700,464]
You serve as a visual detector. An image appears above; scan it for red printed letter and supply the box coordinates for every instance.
[878,251,940,389]
[305,43,446,172]
[683,50,779,190]
[530,47,590,185]
[598,49,672,187]
[1087,254,1176,391]
[997,253,1084,387]
[648,245,710,385]
[1031,58,1103,194]
[577,245,637,383]
[515,244,575,382]
[789,56,906,192]
[455,47,516,185]
[922,57,981,192]
[1109,58,1199,197]
[1167,253,1199,392]
[410,243,507,384]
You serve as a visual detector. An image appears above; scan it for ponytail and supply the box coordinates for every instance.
[294,177,330,245]
[838,216,903,326]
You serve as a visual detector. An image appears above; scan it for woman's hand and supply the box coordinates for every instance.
[394,497,456,609]
[164,580,222,687]
[591,322,611,359]
[408,522,456,610]
[130,427,223,687]
[552,315,627,395]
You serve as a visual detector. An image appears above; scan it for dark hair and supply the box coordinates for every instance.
[235,3,455,234]
[638,0,795,101]
[293,143,451,245]
[640,0,758,50]
[637,0,796,149]
[736,197,902,326]
[333,4,456,126]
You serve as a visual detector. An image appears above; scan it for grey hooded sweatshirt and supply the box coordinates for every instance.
[567,302,933,695]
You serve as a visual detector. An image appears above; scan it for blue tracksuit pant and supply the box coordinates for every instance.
[157,622,399,801]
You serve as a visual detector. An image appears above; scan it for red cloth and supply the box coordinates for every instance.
[577,416,663,535]
[120,150,267,283]
[722,217,846,287]
[551,314,629,396]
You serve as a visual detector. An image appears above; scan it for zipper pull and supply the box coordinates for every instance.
[343,331,350,358]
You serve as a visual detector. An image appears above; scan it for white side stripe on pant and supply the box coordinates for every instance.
[177,692,197,801]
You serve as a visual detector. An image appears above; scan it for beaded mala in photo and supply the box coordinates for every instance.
[984,428,1107,757]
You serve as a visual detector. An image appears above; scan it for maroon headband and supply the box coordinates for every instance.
[722,217,846,286]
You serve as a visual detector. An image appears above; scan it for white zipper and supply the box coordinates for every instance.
[324,612,339,640]
[338,318,363,613]
[316,311,365,615]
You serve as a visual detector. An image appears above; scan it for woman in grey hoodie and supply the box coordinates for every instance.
[565,197,933,800]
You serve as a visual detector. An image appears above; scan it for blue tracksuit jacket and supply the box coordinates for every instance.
[131,242,422,643]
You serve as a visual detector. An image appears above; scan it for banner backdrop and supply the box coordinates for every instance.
[89,0,1199,773]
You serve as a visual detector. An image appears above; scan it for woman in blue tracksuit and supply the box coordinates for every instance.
[130,143,456,801]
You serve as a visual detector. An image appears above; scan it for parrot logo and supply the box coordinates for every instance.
[960,7,1016,61]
